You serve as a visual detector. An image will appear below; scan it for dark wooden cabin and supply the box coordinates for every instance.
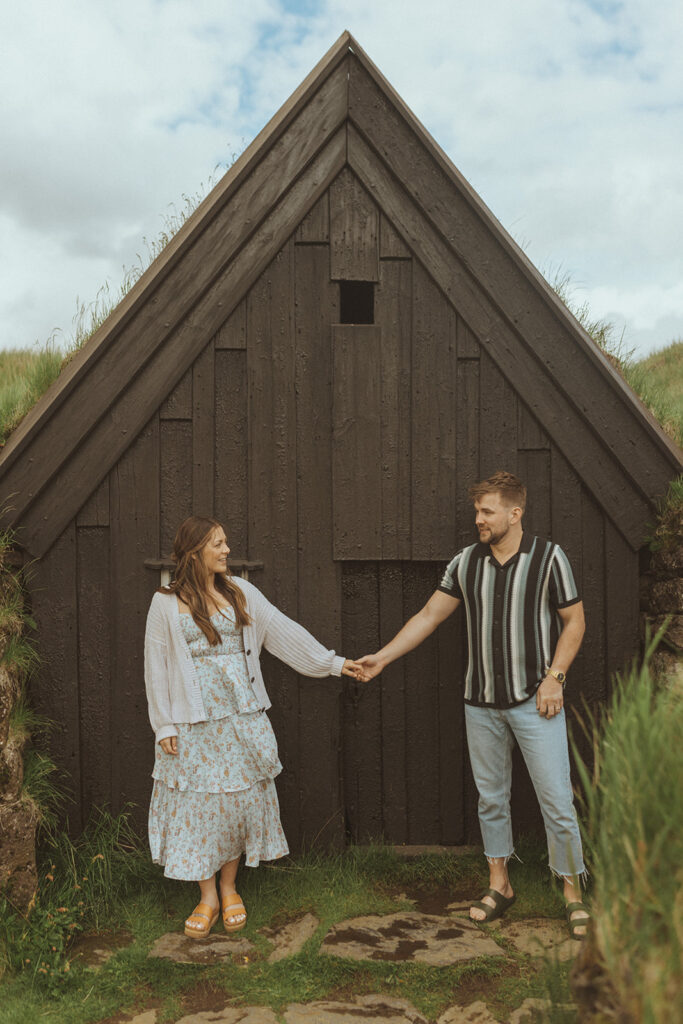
[2,32,681,848]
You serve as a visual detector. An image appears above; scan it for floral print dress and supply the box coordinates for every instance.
[148,606,289,880]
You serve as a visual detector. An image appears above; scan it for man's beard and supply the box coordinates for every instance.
[478,523,509,546]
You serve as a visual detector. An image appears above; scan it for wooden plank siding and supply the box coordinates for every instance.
[293,242,344,850]
[11,34,680,859]
[9,127,348,558]
[30,525,82,831]
[347,54,679,508]
[329,169,379,281]
[346,124,656,548]
[245,241,301,849]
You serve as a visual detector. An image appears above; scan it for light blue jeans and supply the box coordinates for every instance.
[465,697,585,879]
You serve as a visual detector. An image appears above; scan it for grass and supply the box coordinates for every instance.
[572,641,683,1022]
[0,824,574,1024]
[0,178,221,447]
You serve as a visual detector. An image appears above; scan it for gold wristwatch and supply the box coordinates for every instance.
[545,667,566,685]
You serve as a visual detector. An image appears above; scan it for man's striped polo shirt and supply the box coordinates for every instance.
[438,533,580,708]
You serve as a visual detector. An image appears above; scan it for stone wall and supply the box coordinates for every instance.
[0,549,39,913]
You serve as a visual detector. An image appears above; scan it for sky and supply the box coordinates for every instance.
[1,0,682,360]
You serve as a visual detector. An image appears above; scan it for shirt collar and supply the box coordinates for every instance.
[483,532,533,567]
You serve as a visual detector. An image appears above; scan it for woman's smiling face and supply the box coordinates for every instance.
[200,526,230,575]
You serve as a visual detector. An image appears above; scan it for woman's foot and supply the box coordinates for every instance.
[220,882,247,931]
[221,891,247,932]
[184,901,219,938]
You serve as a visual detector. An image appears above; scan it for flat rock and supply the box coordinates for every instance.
[260,912,319,962]
[320,911,504,966]
[437,1002,499,1024]
[508,997,576,1022]
[120,1013,158,1024]
[284,994,428,1023]
[176,1008,279,1024]
[148,931,254,964]
[491,917,578,962]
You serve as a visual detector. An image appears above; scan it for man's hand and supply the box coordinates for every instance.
[353,655,387,682]
[536,676,564,718]
[159,736,178,755]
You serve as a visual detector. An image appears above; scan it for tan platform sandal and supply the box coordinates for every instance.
[222,892,247,932]
[184,901,219,939]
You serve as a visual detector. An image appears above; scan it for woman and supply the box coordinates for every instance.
[144,515,358,938]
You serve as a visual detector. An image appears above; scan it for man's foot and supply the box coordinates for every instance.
[470,883,515,922]
[565,901,590,939]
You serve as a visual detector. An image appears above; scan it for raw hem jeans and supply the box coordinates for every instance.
[465,696,585,880]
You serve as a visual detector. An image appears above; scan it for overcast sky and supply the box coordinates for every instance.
[2,0,681,360]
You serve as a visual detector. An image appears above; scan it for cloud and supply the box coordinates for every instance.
[1,0,681,358]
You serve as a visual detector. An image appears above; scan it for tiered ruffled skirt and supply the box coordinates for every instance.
[148,609,289,879]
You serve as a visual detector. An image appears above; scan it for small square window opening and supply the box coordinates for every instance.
[339,281,374,324]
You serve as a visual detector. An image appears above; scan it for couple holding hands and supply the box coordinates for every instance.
[144,471,590,941]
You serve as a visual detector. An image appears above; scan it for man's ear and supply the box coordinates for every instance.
[510,505,523,524]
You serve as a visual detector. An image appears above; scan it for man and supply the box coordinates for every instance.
[356,471,590,938]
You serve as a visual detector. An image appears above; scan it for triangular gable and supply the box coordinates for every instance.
[1,31,680,559]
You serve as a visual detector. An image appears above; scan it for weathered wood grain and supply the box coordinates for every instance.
[332,325,382,558]
[214,350,248,555]
[214,300,247,350]
[347,124,656,548]
[160,368,192,419]
[1,55,350,484]
[455,357,480,547]
[518,451,551,539]
[294,243,344,850]
[604,522,640,691]
[342,563,383,842]
[411,263,457,560]
[348,57,680,494]
[437,594,463,843]
[580,488,606,703]
[76,526,111,813]
[330,168,379,281]
[476,351,518,480]
[17,130,347,560]
[109,418,160,824]
[376,259,412,559]
[378,564,408,842]
[192,339,215,515]
[76,478,110,528]
[517,402,549,451]
[380,215,410,260]
[7,126,347,558]
[403,563,442,842]
[245,240,300,849]
[296,193,329,243]
[160,420,193,556]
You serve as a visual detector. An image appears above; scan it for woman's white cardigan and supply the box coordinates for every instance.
[144,578,345,744]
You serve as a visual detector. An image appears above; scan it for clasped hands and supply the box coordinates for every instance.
[341,656,384,683]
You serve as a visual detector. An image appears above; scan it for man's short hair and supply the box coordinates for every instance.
[468,471,527,511]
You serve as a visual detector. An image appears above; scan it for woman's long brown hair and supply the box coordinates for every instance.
[160,516,251,645]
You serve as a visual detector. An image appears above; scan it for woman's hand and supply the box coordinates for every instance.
[341,659,368,680]
[159,736,178,755]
